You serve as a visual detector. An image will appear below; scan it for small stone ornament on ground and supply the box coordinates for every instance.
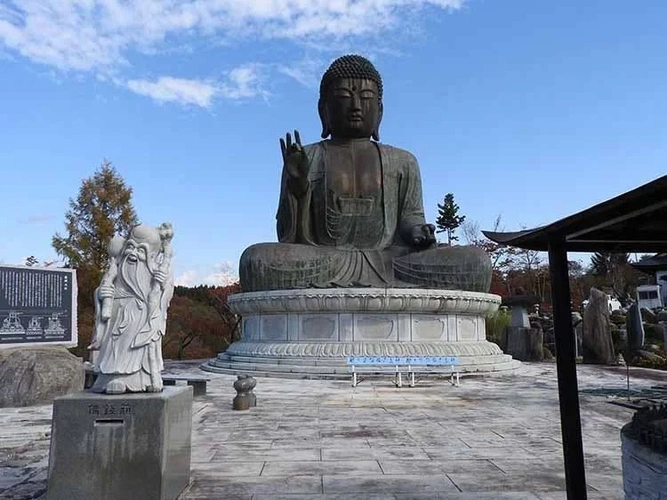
[89,223,175,394]
[233,375,257,410]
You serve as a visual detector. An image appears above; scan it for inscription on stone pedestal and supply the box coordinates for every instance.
[87,402,133,416]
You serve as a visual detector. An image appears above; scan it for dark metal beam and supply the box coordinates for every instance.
[565,199,667,240]
[547,235,587,499]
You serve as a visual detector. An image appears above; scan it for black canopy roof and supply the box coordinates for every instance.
[630,253,667,272]
[481,173,667,499]
[483,175,667,253]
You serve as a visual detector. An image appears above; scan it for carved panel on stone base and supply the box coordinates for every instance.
[354,314,397,341]
[261,315,287,341]
[300,315,338,341]
[412,315,447,341]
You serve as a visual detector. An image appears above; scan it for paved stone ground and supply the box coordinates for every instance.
[0,361,664,499]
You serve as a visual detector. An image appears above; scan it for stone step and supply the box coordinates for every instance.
[206,358,349,375]
[219,354,345,366]
[201,355,520,380]
[219,353,515,367]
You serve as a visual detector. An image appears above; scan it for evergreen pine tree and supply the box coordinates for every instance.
[435,193,466,245]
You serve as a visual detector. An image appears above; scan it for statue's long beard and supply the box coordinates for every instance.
[119,255,152,301]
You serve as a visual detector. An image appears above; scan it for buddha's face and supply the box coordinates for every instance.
[324,78,380,140]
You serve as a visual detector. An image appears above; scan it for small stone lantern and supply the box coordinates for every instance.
[233,375,257,411]
[501,289,543,361]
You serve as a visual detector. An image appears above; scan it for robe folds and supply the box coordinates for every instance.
[91,259,170,393]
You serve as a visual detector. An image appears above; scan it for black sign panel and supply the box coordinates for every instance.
[0,265,77,346]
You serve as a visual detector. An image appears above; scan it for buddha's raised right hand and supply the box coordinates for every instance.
[280,130,309,196]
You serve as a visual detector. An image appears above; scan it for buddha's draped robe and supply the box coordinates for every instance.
[240,140,491,292]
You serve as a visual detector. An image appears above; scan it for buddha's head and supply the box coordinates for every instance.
[318,55,383,141]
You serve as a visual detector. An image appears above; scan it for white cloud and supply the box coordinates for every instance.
[174,262,238,287]
[124,63,267,107]
[18,214,56,225]
[276,56,324,89]
[174,270,200,287]
[219,63,268,100]
[0,0,465,104]
[126,76,219,107]
[203,261,238,287]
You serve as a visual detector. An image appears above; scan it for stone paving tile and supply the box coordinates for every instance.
[253,494,397,500]
[447,470,567,492]
[271,437,324,448]
[320,436,371,448]
[181,474,322,499]
[394,493,542,500]
[379,459,502,475]
[212,447,320,462]
[322,445,431,461]
[225,428,321,442]
[584,471,625,493]
[424,445,541,461]
[207,440,273,451]
[535,491,623,500]
[490,458,564,473]
[322,473,460,494]
[261,459,384,476]
[191,460,265,475]
[0,361,660,499]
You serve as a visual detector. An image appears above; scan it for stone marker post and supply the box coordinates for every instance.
[503,292,543,362]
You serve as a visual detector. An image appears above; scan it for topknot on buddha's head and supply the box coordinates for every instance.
[319,55,383,103]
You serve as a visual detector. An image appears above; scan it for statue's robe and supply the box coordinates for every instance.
[240,140,491,292]
[91,260,167,393]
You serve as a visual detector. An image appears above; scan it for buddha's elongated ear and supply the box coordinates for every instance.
[318,99,331,139]
[372,101,383,142]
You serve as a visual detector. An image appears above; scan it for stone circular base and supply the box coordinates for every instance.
[202,288,518,379]
[621,430,667,499]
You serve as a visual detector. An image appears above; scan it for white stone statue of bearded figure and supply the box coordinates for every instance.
[90,223,175,394]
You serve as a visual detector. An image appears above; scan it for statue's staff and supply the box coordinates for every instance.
[143,223,174,390]
[89,236,125,352]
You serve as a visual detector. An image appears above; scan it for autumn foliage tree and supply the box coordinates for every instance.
[207,283,242,345]
[165,283,242,359]
[163,295,228,360]
[52,160,138,356]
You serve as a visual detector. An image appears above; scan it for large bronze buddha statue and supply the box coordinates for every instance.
[240,55,491,292]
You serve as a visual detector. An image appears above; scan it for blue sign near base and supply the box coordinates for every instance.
[346,356,459,365]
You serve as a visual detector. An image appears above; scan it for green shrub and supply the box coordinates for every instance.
[631,356,667,370]
[610,326,627,357]
[643,323,665,344]
[486,309,511,349]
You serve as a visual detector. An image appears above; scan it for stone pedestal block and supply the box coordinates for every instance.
[510,306,530,328]
[505,326,544,361]
[47,386,193,500]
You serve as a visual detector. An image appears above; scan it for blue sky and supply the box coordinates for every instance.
[1,0,666,286]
